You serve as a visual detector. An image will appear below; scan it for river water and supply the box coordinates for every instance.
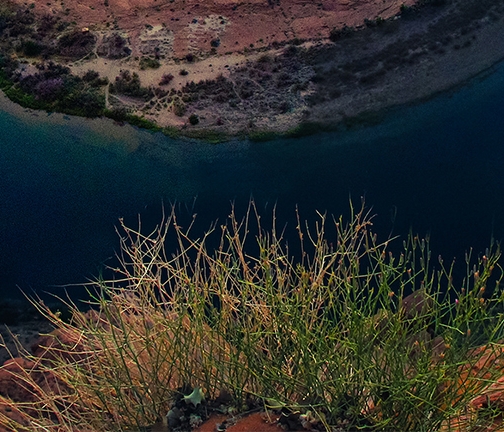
[1,60,504,304]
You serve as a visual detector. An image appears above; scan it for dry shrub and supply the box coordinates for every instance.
[1,201,504,431]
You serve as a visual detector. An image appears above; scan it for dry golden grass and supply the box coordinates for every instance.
[1,202,504,431]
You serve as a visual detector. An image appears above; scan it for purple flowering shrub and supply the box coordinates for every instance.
[34,77,64,101]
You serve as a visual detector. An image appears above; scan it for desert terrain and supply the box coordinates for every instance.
[1,0,504,137]
[11,0,416,57]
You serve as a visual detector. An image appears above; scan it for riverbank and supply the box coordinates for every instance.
[1,0,504,139]
[0,90,151,152]
[304,0,504,131]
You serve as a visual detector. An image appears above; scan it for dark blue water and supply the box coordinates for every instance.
[1,61,504,305]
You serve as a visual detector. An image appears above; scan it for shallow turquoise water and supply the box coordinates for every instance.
[1,60,504,303]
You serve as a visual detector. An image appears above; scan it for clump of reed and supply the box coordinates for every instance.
[1,201,504,431]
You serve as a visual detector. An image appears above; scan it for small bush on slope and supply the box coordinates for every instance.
[1,201,504,431]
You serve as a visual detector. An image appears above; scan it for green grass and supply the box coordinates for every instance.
[103,109,162,132]
[0,71,12,91]
[1,201,504,431]
[285,121,325,138]
[3,86,45,110]
[248,130,282,142]
[181,128,229,143]
[0,72,106,117]
[139,57,161,70]
[123,114,162,132]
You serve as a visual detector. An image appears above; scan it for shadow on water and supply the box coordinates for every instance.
[1,59,504,313]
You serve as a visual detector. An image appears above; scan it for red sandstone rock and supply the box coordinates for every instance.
[3,321,504,431]
[194,412,282,432]
[10,0,416,59]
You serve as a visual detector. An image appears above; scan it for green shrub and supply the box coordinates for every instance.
[82,70,99,82]
[3,85,44,109]
[57,89,105,117]
[0,71,12,90]
[57,30,95,58]
[139,56,160,70]
[188,113,199,125]
[400,3,417,18]
[103,106,129,121]
[172,96,186,116]
[159,73,174,86]
[1,202,504,431]
[19,39,45,57]
[329,25,354,42]
[124,114,161,131]
[110,70,153,100]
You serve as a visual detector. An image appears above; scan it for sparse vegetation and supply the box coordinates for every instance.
[57,29,96,58]
[17,39,46,57]
[159,73,174,86]
[110,69,153,100]
[139,56,161,70]
[329,25,354,42]
[0,60,106,117]
[172,96,186,116]
[188,113,199,125]
[97,32,131,58]
[0,0,503,139]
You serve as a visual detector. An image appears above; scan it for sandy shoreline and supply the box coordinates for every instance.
[307,8,504,130]
[0,90,157,154]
